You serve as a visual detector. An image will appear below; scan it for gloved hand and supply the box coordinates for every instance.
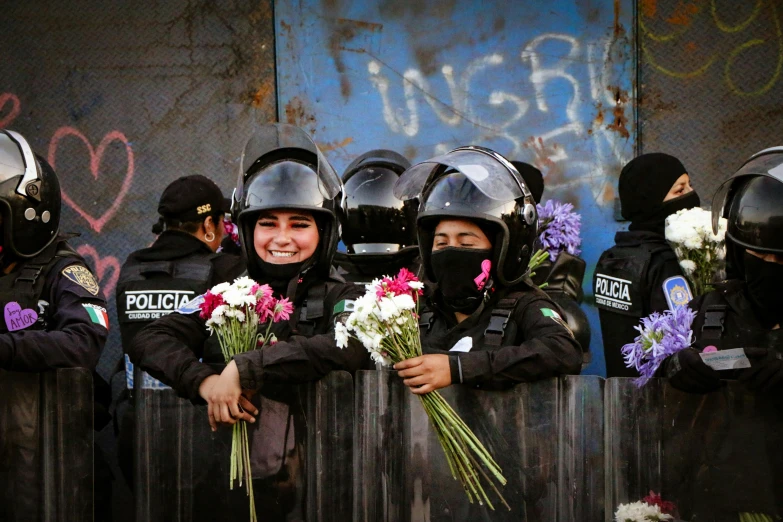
[663,348,722,393]
[738,347,783,392]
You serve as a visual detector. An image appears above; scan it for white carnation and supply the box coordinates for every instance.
[210,282,231,295]
[614,501,672,521]
[232,276,255,290]
[408,281,424,290]
[679,260,696,275]
[334,322,350,349]
[391,293,416,311]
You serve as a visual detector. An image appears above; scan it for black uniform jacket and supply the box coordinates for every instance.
[129,265,368,400]
[117,230,245,347]
[0,245,108,371]
[422,282,583,390]
[616,230,682,314]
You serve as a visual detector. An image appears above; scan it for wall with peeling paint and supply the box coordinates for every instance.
[0,1,277,379]
[275,0,637,376]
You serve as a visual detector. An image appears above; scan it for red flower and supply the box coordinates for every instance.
[642,491,677,516]
[199,291,224,320]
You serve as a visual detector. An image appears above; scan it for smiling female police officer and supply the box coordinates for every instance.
[594,153,701,377]
[390,147,582,392]
[129,124,367,520]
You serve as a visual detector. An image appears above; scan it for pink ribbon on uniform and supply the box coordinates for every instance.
[474,259,492,290]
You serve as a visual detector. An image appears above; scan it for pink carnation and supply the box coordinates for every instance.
[199,291,224,320]
[642,491,678,516]
[272,298,293,322]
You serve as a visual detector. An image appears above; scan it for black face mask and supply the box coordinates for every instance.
[629,191,701,235]
[430,248,493,315]
[744,252,783,328]
[254,259,307,295]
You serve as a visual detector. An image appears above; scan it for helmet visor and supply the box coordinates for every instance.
[237,123,341,205]
[0,131,38,187]
[243,160,333,211]
[394,149,524,202]
[420,172,520,220]
[712,150,783,234]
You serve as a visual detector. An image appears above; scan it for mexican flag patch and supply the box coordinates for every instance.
[541,308,574,338]
[83,303,109,329]
[333,299,356,314]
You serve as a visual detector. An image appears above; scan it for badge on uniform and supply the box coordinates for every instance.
[663,276,693,310]
[62,265,100,295]
[82,303,110,329]
[541,307,575,338]
[176,294,205,315]
[333,299,356,314]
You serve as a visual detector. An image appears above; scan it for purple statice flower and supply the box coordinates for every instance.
[621,306,696,387]
[536,200,582,262]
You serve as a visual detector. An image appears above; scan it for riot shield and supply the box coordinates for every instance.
[0,369,94,522]
[606,378,783,521]
[134,371,353,521]
[353,371,604,522]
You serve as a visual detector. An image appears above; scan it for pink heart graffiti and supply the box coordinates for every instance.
[0,93,21,129]
[48,126,134,233]
[76,244,120,298]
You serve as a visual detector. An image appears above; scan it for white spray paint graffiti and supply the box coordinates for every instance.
[367,32,632,205]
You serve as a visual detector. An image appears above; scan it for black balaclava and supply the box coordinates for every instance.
[619,153,700,235]
[743,252,783,328]
[431,247,493,314]
[511,161,544,204]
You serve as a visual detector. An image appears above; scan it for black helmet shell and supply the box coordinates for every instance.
[0,131,60,258]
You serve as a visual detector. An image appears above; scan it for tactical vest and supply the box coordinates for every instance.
[594,242,672,377]
[117,252,218,389]
[0,239,81,334]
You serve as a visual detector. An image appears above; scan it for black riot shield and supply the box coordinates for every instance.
[606,378,783,521]
[134,371,354,522]
[353,371,604,522]
[0,369,94,522]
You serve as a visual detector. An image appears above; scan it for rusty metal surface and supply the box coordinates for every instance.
[638,0,783,197]
[0,0,276,378]
[275,0,637,375]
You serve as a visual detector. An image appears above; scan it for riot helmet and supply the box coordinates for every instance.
[0,130,60,258]
[233,124,345,279]
[394,146,538,287]
[341,149,414,254]
[712,147,783,276]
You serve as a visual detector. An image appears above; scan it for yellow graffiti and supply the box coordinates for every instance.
[724,1,783,97]
[641,0,783,97]
[711,0,761,33]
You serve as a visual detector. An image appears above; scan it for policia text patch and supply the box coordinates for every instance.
[123,290,195,321]
[594,274,639,315]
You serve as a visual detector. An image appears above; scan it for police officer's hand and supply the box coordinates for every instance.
[206,361,258,431]
[664,348,722,393]
[739,347,783,392]
[394,354,451,395]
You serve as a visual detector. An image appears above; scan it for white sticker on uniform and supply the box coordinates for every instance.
[176,294,205,315]
[450,336,473,353]
[594,274,633,311]
[699,348,751,371]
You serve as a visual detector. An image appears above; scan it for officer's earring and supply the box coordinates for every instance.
[205,231,215,242]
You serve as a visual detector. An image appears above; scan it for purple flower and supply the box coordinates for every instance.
[621,306,696,387]
[536,200,582,262]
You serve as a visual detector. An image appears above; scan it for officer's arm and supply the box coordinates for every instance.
[128,310,215,400]
[0,263,107,372]
[646,253,684,314]
[451,298,583,387]
[233,285,371,391]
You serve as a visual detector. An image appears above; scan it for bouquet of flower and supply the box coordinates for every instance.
[528,200,582,279]
[614,501,674,521]
[665,207,727,296]
[198,276,293,522]
[335,268,509,510]
[621,306,696,387]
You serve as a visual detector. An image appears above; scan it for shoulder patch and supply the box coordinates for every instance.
[62,265,100,295]
[541,307,575,338]
[333,299,356,314]
[663,276,693,310]
[176,294,205,315]
[82,303,109,329]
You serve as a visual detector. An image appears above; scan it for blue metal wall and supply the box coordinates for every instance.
[275,0,637,376]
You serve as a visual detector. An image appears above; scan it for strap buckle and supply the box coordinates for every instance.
[15,265,43,285]
[484,309,511,337]
[701,304,726,340]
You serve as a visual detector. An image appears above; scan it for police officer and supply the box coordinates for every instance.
[334,148,419,284]
[129,124,367,520]
[390,147,582,392]
[513,160,592,368]
[659,148,783,522]
[0,130,108,519]
[594,153,700,377]
[664,147,783,393]
[113,174,243,491]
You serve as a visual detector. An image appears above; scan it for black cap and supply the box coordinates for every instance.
[157,175,229,222]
